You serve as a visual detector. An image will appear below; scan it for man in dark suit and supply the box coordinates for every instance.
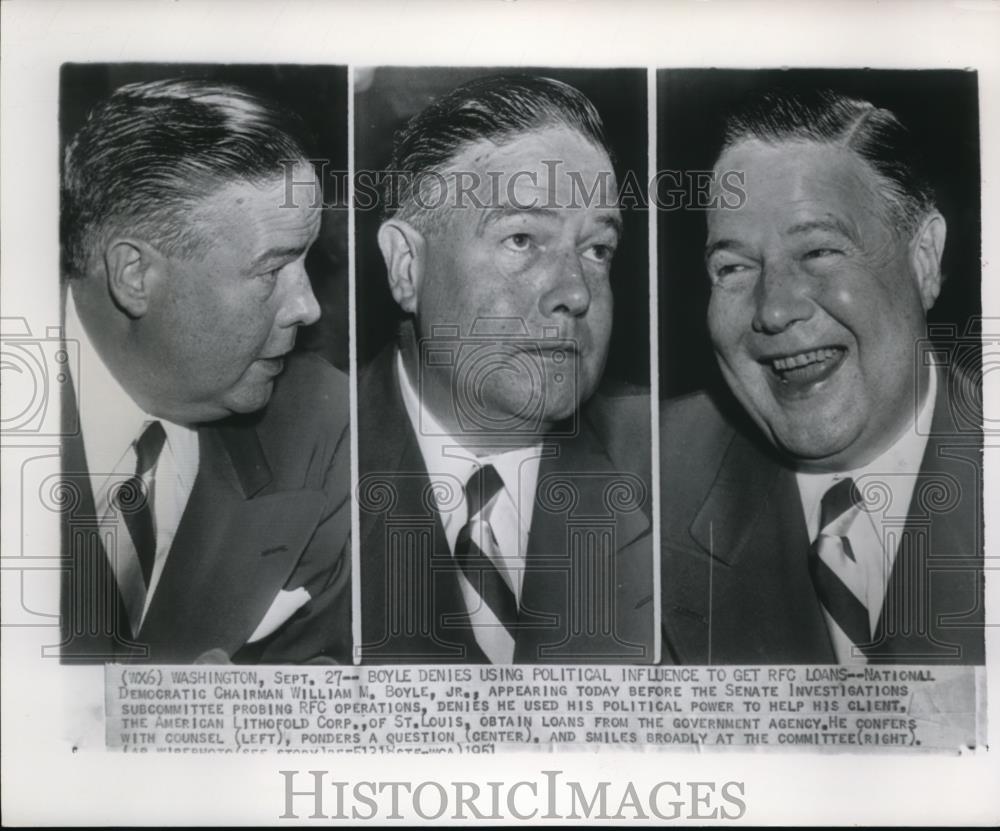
[359,75,653,664]
[661,90,984,665]
[59,79,351,663]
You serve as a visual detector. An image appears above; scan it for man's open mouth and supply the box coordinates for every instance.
[763,346,847,390]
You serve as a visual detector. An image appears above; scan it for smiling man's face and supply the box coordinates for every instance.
[705,139,937,471]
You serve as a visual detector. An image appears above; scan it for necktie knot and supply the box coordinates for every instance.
[135,420,166,477]
[465,464,504,520]
[819,476,862,531]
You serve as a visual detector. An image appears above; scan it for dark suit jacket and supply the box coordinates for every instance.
[660,366,984,665]
[358,346,654,663]
[60,351,352,664]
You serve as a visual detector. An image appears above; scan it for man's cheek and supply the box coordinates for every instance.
[707,318,738,363]
[706,296,729,341]
[469,285,518,322]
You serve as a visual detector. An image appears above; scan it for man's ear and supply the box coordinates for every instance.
[104,238,160,318]
[910,211,947,311]
[377,219,425,315]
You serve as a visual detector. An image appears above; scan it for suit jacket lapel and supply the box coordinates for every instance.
[664,424,835,664]
[866,365,984,663]
[60,371,145,661]
[358,347,484,662]
[514,413,653,663]
[138,417,326,662]
[665,366,983,666]
[58,293,332,664]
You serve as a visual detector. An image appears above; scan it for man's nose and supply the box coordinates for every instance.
[279,262,322,328]
[538,249,591,318]
[752,259,813,334]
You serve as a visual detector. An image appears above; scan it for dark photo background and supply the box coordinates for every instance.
[355,66,650,389]
[657,68,981,399]
[60,63,349,372]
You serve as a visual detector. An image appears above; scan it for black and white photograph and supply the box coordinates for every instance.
[56,64,352,664]
[1,1,997,827]
[657,69,985,666]
[354,67,654,664]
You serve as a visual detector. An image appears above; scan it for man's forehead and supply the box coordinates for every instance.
[202,165,317,210]
[709,140,887,234]
[435,128,617,218]
[449,128,613,179]
[191,167,321,244]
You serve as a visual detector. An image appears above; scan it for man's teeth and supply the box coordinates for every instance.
[771,348,841,371]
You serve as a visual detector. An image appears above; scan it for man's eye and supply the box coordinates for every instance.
[803,248,843,260]
[583,243,616,264]
[503,233,533,252]
[261,261,293,285]
[713,262,749,279]
[707,259,759,287]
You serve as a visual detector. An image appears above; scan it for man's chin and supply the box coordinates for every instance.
[224,379,277,417]
[540,397,583,426]
[734,381,857,462]
[460,397,577,440]
[765,416,866,471]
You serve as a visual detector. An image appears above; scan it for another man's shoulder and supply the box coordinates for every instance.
[253,351,350,455]
[357,345,396,407]
[659,388,741,480]
[660,387,732,433]
[585,382,650,428]
[582,384,651,477]
[268,350,349,422]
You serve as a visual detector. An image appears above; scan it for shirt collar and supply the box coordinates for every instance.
[796,366,936,538]
[65,289,198,486]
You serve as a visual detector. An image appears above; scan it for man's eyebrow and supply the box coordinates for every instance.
[704,238,751,260]
[784,217,858,242]
[476,205,624,239]
[476,205,560,235]
[249,245,310,270]
[596,212,624,238]
[704,217,859,261]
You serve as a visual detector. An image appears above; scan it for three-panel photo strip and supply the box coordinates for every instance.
[57,64,984,669]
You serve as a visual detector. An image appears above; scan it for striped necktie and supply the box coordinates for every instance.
[111,420,166,631]
[454,464,518,663]
[808,477,870,662]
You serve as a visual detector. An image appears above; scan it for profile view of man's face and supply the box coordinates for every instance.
[413,126,619,432]
[132,162,322,422]
[705,140,942,470]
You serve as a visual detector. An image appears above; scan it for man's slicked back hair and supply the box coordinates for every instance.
[62,78,311,279]
[720,88,937,235]
[384,74,613,230]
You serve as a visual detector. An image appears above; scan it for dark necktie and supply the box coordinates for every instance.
[114,420,166,588]
[808,477,871,655]
[454,464,519,661]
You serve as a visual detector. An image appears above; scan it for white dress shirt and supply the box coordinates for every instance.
[797,367,937,656]
[65,291,199,627]
[396,350,544,603]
